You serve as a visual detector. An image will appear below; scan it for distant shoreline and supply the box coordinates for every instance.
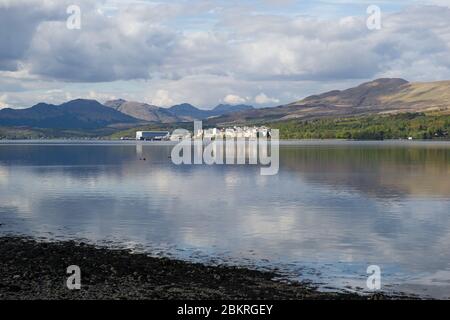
[1,138,450,143]
[0,236,415,300]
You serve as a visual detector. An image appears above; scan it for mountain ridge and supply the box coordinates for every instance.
[105,100,255,122]
[0,98,257,129]
[104,99,179,123]
[0,99,139,129]
[208,78,450,125]
[3,78,450,131]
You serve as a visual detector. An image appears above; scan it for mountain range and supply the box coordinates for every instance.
[104,100,255,122]
[0,99,255,129]
[1,78,449,130]
[209,78,450,125]
[104,99,179,123]
[0,99,138,129]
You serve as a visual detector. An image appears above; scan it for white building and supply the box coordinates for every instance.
[225,128,236,138]
[169,126,271,140]
[258,127,269,138]
[136,131,170,141]
[204,128,221,139]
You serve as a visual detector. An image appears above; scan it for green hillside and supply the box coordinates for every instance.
[272,113,450,140]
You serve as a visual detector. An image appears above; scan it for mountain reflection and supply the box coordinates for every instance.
[280,143,450,197]
[0,141,450,297]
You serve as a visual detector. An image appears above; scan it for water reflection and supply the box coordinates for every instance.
[0,141,449,298]
[281,143,450,198]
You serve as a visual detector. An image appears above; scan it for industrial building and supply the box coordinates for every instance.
[136,131,170,141]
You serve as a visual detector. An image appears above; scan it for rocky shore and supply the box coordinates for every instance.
[0,237,407,300]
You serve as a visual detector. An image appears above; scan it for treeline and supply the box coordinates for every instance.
[272,113,450,140]
[0,127,117,140]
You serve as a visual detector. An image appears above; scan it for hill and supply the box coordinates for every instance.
[168,103,255,120]
[0,99,139,129]
[209,78,450,126]
[210,104,254,116]
[104,100,255,122]
[104,99,179,123]
[167,103,209,121]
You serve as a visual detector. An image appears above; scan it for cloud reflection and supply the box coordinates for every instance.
[0,142,450,297]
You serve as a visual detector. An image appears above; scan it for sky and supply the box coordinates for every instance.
[1,0,450,109]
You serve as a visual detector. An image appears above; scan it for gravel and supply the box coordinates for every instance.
[0,237,408,300]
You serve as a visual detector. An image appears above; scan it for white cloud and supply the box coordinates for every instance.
[254,93,280,105]
[1,1,450,108]
[223,94,247,105]
[0,94,9,109]
[150,89,174,107]
[87,90,115,102]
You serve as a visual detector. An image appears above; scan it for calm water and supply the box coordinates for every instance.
[1,140,449,298]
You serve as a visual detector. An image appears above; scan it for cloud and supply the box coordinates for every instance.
[27,4,177,82]
[0,1,57,71]
[150,89,174,107]
[223,94,247,105]
[0,94,8,109]
[254,93,280,105]
[1,1,450,108]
